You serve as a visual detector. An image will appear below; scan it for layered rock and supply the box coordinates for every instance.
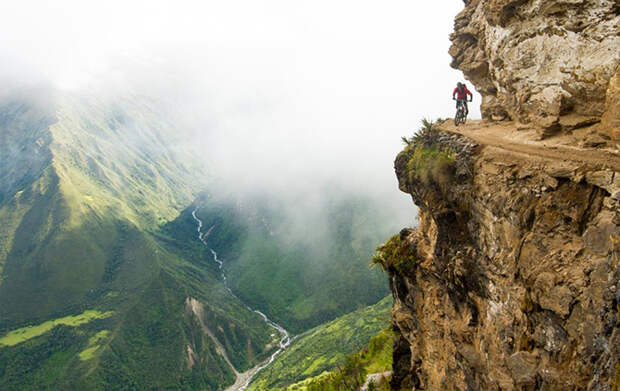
[449,0,620,139]
[377,129,619,390]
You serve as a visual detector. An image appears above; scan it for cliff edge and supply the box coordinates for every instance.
[374,2,620,388]
[376,121,619,390]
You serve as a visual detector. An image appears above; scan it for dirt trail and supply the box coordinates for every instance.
[438,120,620,172]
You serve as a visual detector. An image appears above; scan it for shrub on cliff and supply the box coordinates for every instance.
[372,231,416,275]
[407,144,455,187]
[401,118,444,147]
[401,119,455,190]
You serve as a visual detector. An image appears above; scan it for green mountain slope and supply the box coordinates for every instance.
[194,190,403,333]
[0,90,275,390]
[0,90,201,324]
[247,296,393,390]
[0,88,409,390]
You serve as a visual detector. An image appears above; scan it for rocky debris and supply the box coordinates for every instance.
[560,115,602,132]
[449,0,620,140]
[506,351,538,387]
[381,129,619,390]
[581,133,609,148]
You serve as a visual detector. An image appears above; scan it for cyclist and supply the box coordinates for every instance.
[452,82,473,116]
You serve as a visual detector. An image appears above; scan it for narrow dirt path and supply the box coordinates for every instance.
[438,120,620,171]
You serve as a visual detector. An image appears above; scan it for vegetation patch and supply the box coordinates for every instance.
[372,232,417,275]
[247,297,392,390]
[77,345,100,361]
[401,119,455,188]
[286,371,331,390]
[293,328,394,391]
[363,329,394,373]
[0,310,114,347]
[303,357,328,376]
[78,330,111,360]
[407,144,455,186]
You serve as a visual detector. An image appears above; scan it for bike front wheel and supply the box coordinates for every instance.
[454,109,463,126]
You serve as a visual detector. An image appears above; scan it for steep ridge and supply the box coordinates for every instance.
[0,89,56,280]
[376,123,619,389]
[0,90,203,324]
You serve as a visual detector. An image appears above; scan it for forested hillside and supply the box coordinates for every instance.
[0,90,276,390]
[192,189,403,333]
[0,89,409,390]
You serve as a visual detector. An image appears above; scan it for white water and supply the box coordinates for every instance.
[191,208,291,390]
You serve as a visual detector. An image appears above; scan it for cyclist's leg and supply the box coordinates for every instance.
[464,101,469,115]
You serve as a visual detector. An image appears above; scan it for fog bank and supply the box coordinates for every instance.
[0,1,480,223]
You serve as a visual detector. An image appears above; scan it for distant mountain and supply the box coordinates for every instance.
[0,89,276,390]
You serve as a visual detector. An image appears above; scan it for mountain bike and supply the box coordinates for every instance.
[454,99,467,126]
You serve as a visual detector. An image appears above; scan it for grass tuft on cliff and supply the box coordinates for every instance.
[402,119,455,188]
[372,231,417,275]
[407,144,455,187]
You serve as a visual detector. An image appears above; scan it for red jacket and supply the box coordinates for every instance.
[453,86,472,100]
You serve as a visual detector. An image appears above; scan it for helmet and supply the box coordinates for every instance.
[457,82,463,87]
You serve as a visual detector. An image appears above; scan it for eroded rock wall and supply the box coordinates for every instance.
[379,130,619,390]
[449,0,620,138]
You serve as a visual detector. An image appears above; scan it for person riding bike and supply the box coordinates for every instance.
[453,82,473,115]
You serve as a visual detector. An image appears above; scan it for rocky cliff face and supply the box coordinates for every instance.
[449,0,620,140]
[376,127,619,390]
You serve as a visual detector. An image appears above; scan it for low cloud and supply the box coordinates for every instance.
[1,1,482,226]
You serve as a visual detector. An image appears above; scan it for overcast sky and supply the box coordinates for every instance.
[0,1,479,214]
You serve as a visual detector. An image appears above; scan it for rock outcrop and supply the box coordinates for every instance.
[376,127,619,390]
[449,0,620,139]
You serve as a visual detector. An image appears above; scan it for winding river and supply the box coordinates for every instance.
[191,208,291,391]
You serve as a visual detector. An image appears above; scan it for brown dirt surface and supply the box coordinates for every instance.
[437,120,620,172]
